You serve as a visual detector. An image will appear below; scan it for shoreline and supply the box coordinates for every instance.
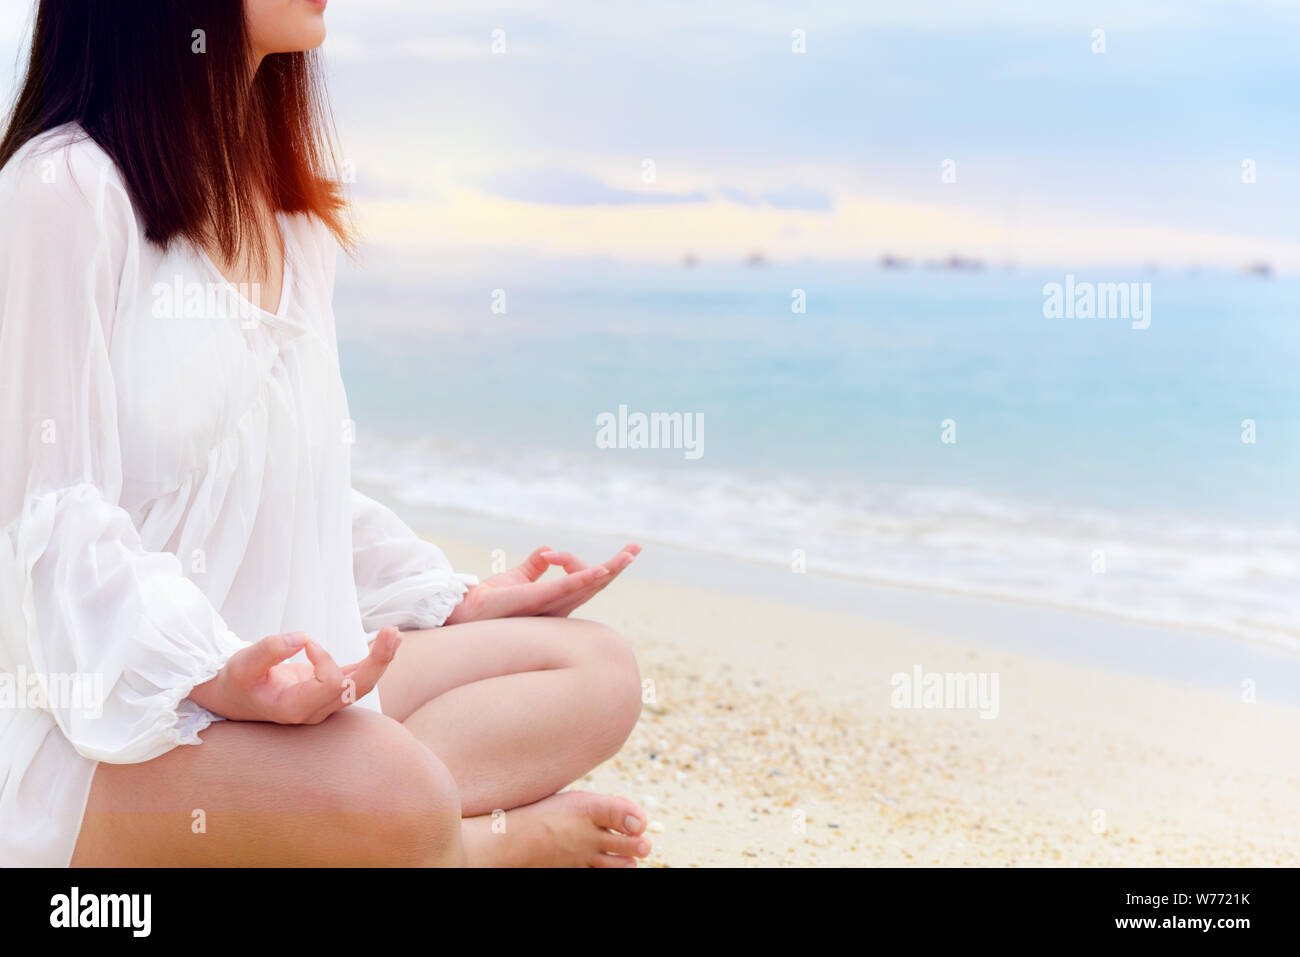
[411,515,1300,867]
[377,493,1300,706]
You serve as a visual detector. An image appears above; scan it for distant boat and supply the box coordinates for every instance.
[879,254,911,270]
[1241,261,1273,278]
[745,252,766,267]
[942,254,984,271]
[682,252,698,268]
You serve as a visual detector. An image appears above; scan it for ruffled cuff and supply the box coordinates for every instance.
[11,484,254,765]
[359,571,478,633]
[48,608,250,766]
[157,626,252,747]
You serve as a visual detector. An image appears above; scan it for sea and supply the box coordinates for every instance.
[335,259,1300,654]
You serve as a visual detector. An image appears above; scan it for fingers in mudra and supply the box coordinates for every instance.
[447,543,641,623]
[494,564,609,617]
[519,543,639,614]
[344,626,403,702]
[218,626,402,725]
[536,544,640,615]
[272,638,352,724]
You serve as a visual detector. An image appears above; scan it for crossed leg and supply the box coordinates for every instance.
[71,617,647,867]
[377,616,649,867]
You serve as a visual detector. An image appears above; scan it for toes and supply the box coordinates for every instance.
[605,833,650,859]
[582,793,647,835]
[590,853,638,868]
[601,831,651,859]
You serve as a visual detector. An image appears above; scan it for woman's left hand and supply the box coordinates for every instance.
[445,544,641,624]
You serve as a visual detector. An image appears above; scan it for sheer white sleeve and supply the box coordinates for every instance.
[0,138,249,765]
[351,489,477,631]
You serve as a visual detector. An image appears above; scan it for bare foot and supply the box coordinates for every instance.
[461,791,652,867]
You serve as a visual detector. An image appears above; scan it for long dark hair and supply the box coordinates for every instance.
[0,0,353,265]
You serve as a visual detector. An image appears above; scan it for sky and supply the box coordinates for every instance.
[2,0,1299,272]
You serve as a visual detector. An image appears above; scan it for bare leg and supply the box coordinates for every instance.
[71,708,461,866]
[72,618,649,867]
[378,617,651,865]
[379,617,643,812]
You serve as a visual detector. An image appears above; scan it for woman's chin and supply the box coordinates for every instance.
[271,28,328,55]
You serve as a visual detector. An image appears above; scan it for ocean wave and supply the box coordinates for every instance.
[352,435,1300,654]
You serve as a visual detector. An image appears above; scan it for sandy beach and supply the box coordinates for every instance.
[433,533,1300,867]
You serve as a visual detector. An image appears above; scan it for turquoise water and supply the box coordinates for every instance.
[336,263,1300,650]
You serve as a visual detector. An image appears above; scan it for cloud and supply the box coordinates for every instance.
[716,186,834,211]
[351,182,1300,274]
[477,168,708,206]
[719,187,759,206]
[3,0,1295,271]
[472,167,836,211]
[761,187,834,211]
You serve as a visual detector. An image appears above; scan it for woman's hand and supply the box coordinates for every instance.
[188,627,402,724]
[445,544,641,625]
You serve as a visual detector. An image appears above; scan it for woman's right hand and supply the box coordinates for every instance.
[188,627,402,725]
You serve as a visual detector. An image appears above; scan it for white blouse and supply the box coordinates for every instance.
[0,125,474,866]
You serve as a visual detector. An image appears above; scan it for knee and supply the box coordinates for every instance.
[569,620,643,757]
[334,713,462,866]
[375,744,462,867]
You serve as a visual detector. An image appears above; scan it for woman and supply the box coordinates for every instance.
[0,0,650,867]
